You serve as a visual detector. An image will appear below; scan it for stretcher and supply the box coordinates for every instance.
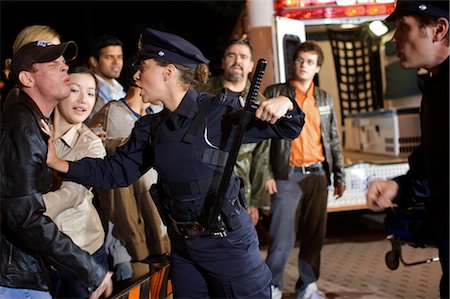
[383,205,439,270]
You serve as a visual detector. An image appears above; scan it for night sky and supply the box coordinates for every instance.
[1,0,246,96]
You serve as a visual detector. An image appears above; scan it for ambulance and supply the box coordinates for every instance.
[237,0,422,211]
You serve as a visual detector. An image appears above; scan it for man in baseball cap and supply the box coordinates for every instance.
[1,37,113,299]
[367,1,449,298]
[11,40,77,81]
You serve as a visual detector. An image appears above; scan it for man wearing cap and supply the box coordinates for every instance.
[43,28,305,298]
[366,1,449,298]
[0,40,112,299]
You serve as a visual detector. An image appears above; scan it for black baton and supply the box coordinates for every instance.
[208,58,268,233]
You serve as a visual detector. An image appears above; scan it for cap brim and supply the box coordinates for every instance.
[137,51,155,62]
[34,41,78,64]
[61,41,78,62]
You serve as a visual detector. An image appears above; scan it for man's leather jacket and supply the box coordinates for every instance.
[264,82,345,187]
[0,91,105,292]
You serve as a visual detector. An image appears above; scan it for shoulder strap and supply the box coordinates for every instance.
[182,95,213,144]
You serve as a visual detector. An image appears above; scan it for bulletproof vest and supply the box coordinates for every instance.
[157,94,244,231]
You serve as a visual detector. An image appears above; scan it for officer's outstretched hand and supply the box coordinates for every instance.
[255,96,294,124]
[40,119,69,173]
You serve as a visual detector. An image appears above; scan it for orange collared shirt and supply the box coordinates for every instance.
[289,81,325,166]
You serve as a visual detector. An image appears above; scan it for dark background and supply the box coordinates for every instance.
[1,0,246,96]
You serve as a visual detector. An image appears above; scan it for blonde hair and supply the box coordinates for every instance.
[5,25,61,80]
[12,25,61,54]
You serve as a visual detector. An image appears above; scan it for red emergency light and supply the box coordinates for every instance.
[275,0,395,20]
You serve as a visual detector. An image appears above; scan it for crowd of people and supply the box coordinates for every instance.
[0,0,448,298]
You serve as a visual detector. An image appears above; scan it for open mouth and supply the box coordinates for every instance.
[73,107,87,114]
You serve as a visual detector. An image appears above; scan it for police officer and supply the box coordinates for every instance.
[43,28,305,298]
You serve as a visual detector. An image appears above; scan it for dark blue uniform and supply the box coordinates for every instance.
[64,89,304,298]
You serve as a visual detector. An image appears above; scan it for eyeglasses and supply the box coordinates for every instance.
[294,57,317,66]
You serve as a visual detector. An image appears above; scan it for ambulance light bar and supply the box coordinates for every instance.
[275,0,395,20]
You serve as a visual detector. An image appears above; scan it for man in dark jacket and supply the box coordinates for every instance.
[0,40,112,298]
[264,41,345,299]
[366,1,449,298]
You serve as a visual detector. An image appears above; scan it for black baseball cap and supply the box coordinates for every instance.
[386,0,449,22]
[138,28,209,68]
[11,40,78,81]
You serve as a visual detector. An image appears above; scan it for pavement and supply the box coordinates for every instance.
[259,211,441,299]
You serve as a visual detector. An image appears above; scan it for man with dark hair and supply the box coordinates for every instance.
[198,39,274,225]
[366,1,449,298]
[264,40,346,299]
[87,34,126,124]
[0,40,112,299]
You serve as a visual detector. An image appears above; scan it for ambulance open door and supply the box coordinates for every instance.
[274,17,306,84]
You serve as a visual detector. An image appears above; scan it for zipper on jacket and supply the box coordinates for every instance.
[8,244,13,266]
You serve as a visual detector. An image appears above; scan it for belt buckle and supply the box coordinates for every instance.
[301,165,310,175]
[170,215,205,240]
[175,221,205,240]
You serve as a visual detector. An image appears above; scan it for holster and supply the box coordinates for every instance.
[213,183,246,232]
[220,197,242,231]
[150,184,170,226]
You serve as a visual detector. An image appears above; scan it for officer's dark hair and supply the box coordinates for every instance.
[293,40,324,67]
[68,65,98,94]
[223,39,253,59]
[89,35,123,60]
[154,58,209,89]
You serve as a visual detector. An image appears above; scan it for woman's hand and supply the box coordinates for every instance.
[255,96,293,124]
[40,119,69,173]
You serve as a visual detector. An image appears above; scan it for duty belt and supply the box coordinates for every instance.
[169,214,227,239]
[168,196,244,239]
[289,162,323,175]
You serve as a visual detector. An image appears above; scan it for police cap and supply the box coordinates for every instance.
[138,28,209,68]
[11,40,78,81]
[386,0,449,22]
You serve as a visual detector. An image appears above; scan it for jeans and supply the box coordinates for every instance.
[0,286,51,299]
[266,170,328,292]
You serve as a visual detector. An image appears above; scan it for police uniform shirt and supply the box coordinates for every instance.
[64,89,304,220]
